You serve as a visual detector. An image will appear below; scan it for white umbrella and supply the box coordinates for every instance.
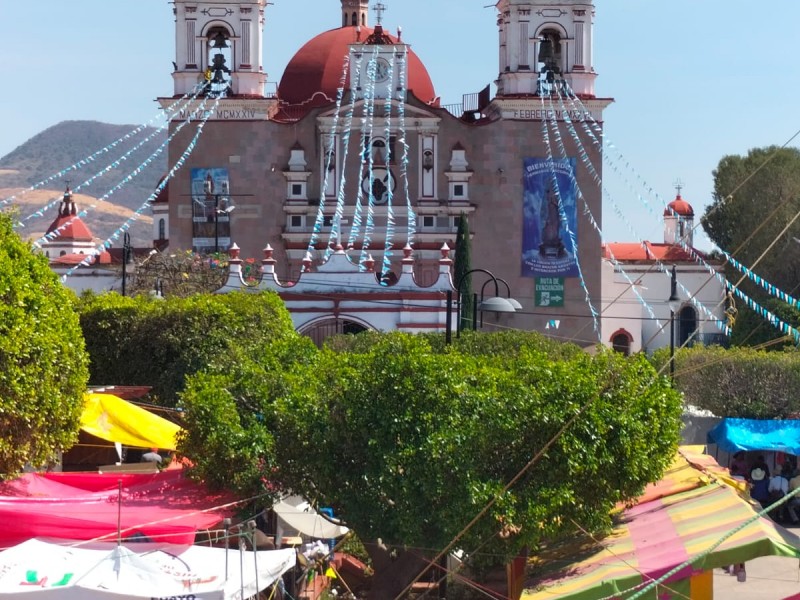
[0,538,296,599]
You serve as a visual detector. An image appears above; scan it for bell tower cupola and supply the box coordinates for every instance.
[495,0,596,97]
[664,184,695,247]
[172,0,269,97]
[342,0,369,28]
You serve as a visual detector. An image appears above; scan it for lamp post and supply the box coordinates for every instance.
[121,232,132,297]
[667,265,681,380]
[204,178,235,254]
[445,268,520,344]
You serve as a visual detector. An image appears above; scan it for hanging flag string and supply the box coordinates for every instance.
[63,93,222,280]
[395,50,415,245]
[18,83,206,230]
[719,248,800,310]
[359,46,382,269]
[1,85,202,210]
[334,57,361,252]
[306,53,348,256]
[381,55,397,276]
[560,86,731,336]
[37,89,213,249]
[540,94,601,339]
[347,54,368,252]
[546,94,661,327]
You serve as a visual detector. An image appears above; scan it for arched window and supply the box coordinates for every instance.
[361,12,366,26]
[158,218,166,240]
[678,305,698,347]
[60,251,66,256]
[610,328,633,356]
[351,12,358,26]
[343,13,347,27]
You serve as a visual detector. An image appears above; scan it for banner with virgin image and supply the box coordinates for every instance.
[521,157,578,278]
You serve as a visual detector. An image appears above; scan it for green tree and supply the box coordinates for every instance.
[453,213,474,331]
[703,146,800,295]
[0,213,89,477]
[182,331,682,598]
[127,250,233,297]
[78,290,301,405]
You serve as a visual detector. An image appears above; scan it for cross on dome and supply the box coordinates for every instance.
[373,2,387,25]
[673,177,684,196]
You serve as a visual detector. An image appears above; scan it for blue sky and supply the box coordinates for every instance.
[3,1,799,249]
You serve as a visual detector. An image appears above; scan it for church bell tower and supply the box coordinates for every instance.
[495,0,596,97]
[172,0,268,97]
[342,0,370,28]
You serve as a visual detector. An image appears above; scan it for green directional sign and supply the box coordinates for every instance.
[535,277,565,307]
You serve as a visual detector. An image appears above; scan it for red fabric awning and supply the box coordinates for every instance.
[0,470,236,550]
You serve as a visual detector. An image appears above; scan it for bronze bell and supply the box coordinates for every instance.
[211,32,229,49]
[538,37,554,64]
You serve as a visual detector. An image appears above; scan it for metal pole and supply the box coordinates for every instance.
[116,479,122,546]
[670,309,675,381]
[445,290,452,345]
[214,195,220,254]
[472,292,478,331]
[224,517,231,581]
[121,232,130,296]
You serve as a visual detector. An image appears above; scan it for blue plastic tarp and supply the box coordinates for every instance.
[707,418,800,454]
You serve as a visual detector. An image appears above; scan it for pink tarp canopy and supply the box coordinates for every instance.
[0,470,236,550]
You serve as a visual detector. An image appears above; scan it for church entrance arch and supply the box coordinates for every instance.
[299,317,371,348]
[678,305,698,347]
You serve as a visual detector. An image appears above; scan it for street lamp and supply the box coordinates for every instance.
[121,232,132,297]
[479,276,523,328]
[445,268,520,344]
[667,265,681,380]
[204,178,236,253]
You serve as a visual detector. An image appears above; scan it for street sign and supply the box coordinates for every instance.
[535,277,565,307]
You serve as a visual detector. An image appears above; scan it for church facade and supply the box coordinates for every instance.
[153,0,614,343]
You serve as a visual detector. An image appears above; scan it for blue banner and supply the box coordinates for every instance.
[521,157,578,278]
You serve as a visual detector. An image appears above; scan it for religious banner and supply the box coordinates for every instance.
[190,167,232,251]
[521,157,578,278]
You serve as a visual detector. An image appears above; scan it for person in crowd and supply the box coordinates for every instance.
[749,464,771,507]
[730,451,748,475]
[767,465,798,523]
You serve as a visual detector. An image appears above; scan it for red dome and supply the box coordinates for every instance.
[278,26,437,107]
[45,215,93,242]
[664,195,694,218]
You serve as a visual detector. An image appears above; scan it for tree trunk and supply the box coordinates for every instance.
[366,544,436,600]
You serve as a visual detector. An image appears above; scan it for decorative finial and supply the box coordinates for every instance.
[673,177,684,197]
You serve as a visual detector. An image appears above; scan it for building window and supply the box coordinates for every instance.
[158,218,166,240]
[351,12,357,26]
[323,215,333,227]
[290,215,304,229]
[454,184,465,197]
[422,215,435,229]
[292,183,303,196]
[452,215,461,229]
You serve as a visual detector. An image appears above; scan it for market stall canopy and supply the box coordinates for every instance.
[274,498,350,539]
[0,470,235,549]
[0,538,295,599]
[80,392,182,451]
[521,446,800,600]
[707,418,800,454]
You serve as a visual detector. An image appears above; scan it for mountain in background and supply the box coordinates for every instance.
[0,121,168,247]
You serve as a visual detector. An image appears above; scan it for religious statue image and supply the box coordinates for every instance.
[539,188,566,258]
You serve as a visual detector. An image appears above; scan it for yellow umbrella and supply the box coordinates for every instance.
[80,392,182,451]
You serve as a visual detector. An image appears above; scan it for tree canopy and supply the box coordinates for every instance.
[703,146,800,294]
[78,290,303,405]
[179,330,682,598]
[0,213,89,477]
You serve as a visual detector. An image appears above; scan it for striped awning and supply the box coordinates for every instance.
[521,447,800,600]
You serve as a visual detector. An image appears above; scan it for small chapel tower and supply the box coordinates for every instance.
[172,0,268,97]
[495,0,596,97]
[342,0,370,28]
